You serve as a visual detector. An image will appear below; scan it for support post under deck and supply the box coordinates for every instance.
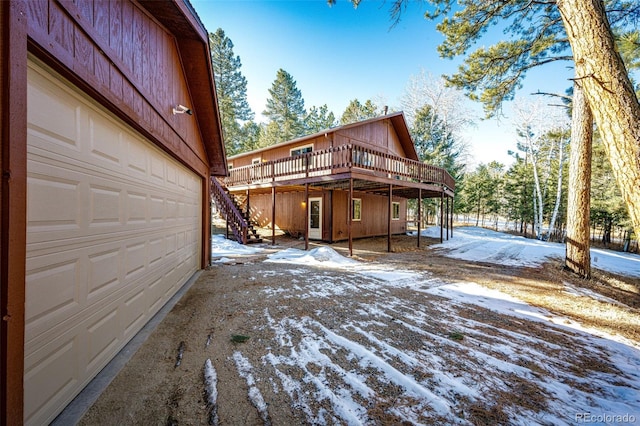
[271,186,276,246]
[440,190,444,243]
[417,188,422,248]
[348,178,353,257]
[304,183,309,251]
[388,184,392,253]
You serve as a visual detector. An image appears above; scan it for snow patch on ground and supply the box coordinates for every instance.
[211,234,264,258]
[232,352,271,425]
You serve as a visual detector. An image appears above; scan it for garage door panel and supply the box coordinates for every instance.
[25,60,202,425]
[27,173,81,230]
[149,236,165,267]
[27,78,80,151]
[126,137,148,175]
[88,114,123,167]
[25,259,81,328]
[150,151,166,183]
[123,288,147,337]
[89,185,122,225]
[148,277,165,313]
[86,308,120,372]
[125,241,146,279]
[126,191,148,223]
[87,248,122,299]
[24,336,79,425]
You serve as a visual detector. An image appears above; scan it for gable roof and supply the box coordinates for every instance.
[228,111,419,162]
[139,0,227,176]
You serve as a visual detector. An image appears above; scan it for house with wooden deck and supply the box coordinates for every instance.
[212,112,455,254]
[1,1,226,424]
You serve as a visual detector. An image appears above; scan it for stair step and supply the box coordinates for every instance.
[211,177,264,246]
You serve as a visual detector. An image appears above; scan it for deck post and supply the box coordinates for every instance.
[348,178,353,256]
[417,188,422,248]
[271,186,276,246]
[244,189,250,244]
[451,197,454,238]
[388,184,392,252]
[440,190,444,243]
[245,189,250,220]
[446,196,450,241]
[305,182,309,251]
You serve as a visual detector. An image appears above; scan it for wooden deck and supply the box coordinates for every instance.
[224,143,455,198]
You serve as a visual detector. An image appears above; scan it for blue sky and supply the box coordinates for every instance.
[191,0,574,166]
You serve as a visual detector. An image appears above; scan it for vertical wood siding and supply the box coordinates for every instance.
[331,191,407,241]
[246,190,406,241]
[230,119,407,168]
[26,0,209,177]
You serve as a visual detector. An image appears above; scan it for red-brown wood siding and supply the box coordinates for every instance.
[248,191,322,238]
[332,191,407,241]
[229,118,409,167]
[245,190,406,242]
[1,2,28,424]
[232,134,332,167]
[335,120,404,157]
[26,0,212,177]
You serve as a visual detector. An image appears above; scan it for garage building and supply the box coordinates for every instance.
[1,1,226,424]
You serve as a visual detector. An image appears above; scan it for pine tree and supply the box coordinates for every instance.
[460,163,503,228]
[591,133,630,245]
[565,83,593,277]
[238,121,261,153]
[304,105,337,133]
[411,105,465,181]
[339,99,378,125]
[261,69,306,146]
[617,30,640,75]
[503,156,535,235]
[208,29,253,155]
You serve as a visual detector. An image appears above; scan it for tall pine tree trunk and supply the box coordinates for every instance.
[557,0,640,241]
[565,83,592,278]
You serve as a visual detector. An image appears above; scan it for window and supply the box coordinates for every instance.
[392,202,400,220]
[352,198,362,221]
[251,157,262,165]
[290,144,313,157]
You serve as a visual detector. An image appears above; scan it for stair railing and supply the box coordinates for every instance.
[211,176,248,244]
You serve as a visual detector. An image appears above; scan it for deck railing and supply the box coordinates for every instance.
[225,144,455,192]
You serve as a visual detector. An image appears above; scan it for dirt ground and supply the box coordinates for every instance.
[78,232,640,426]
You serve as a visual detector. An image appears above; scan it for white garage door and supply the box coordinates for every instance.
[24,60,202,425]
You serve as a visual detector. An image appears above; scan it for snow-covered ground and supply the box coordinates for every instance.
[415,226,640,277]
[209,227,640,425]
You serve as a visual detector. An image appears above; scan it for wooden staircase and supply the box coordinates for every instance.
[210,177,263,244]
